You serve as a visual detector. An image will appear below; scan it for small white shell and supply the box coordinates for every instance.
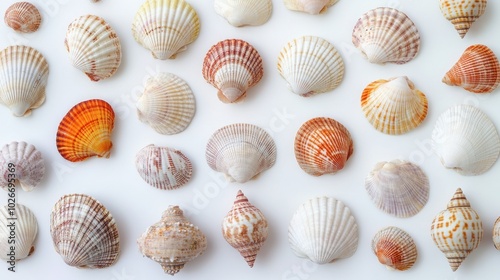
[0,204,38,261]
[214,0,272,27]
[283,0,339,15]
[0,141,45,192]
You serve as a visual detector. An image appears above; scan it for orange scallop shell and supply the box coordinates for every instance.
[4,2,42,33]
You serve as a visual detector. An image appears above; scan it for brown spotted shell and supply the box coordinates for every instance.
[4,2,41,33]
[439,0,487,38]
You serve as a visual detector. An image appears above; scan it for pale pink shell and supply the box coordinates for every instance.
[0,141,45,192]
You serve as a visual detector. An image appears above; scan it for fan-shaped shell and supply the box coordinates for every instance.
[283,0,339,15]
[65,15,121,82]
[294,117,353,176]
[132,0,200,60]
[203,39,263,103]
[0,204,38,261]
[0,45,48,117]
[0,141,45,192]
[288,197,359,264]
[439,0,487,38]
[56,99,115,162]
[136,72,195,135]
[493,217,500,250]
[277,36,344,97]
[372,226,417,271]
[50,194,120,268]
[352,7,420,64]
[206,123,276,183]
[442,44,500,94]
[4,2,42,33]
[432,104,500,175]
[214,0,272,27]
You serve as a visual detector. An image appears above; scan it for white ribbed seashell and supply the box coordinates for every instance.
[65,15,121,82]
[288,197,359,264]
[0,141,45,192]
[283,0,339,15]
[214,0,272,27]
[372,226,417,271]
[277,36,344,97]
[136,73,195,135]
[439,0,487,38]
[0,45,48,117]
[432,104,500,175]
[206,123,277,183]
[0,204,38,261]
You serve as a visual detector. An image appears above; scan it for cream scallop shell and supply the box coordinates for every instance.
[372,226,417,271]
[4,2,42,33]
[0,141,45,192]
[0,204,38,261]
[214,0,272,27]
[493,217,500,250]
[283,0,339,15]
[439,0,487,38]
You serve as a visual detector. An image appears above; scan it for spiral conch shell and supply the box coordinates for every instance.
[372,226,417,271]
[0,141,45,192]
[4,2,42,33]
[439,0,487,38]
[0,204,38,261]
[283,0,339,15]
[214,0,272,27]
[430,188,483,271]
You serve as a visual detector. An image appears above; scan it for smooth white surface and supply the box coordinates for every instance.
[0,0,499,279]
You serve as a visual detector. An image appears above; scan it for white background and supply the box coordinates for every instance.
[0,0,500,279]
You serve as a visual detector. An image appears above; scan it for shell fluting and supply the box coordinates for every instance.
[439,0,487,38]
[214,0,272,27]
[372,227,417,271]
[493,217,500,250]
[283,0,339,15]
[0,204,38,261]
[0,141,45,192]
[4,2,42,33]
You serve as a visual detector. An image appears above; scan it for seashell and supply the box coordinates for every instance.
[50,194,120,268]
[372,226,417,271]
[132,0,200,60]
[493,217,500,250]
[442,44,500,94]
[56,99,115,162]
[0,204,38,261]
[432,104,500,175]
[430,188,483,271]
[352,7,420,64]
[203,39,263,103]
[65,15,121,82]
[137,205,207,275]
[288,197,359,264]
[214,0,272,27]
[439,0,487,38]
[0,45,48,117]
[136,72,195,135]
[135,144,192,190]
[294,117,353,176]
[277,36,344,97]
[0,141,45,192]
[206,123,276,183]
[283,0,339,15]
[4,2,42,33]
[361,76,428,135]
[222,190,268,267]
[365,160,429,218]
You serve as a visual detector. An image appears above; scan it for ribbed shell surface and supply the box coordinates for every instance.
[214,0,272,27]
[283,0,339,15]
[439,0,487,38]
[0,141,45,192]
[493,217,500,250]
[4,2,42,33]
[371,226,417,271]
[0,204,38,261]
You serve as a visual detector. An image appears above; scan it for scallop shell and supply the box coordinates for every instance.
[283,0,339,15]
[439,0,487,38]
[0,204,38,261]
[136,72,195,135]
[50,194,120,268]
[432,104,500,175]
[430,188,483,271]
[493,217,500,250]
[203,39,263,103]
[135,144,192,190]
[442,44,500,94]
[4,2,42,33]
[277,36,344,97]
[214,0,272,27]
[372,227,417,271]
[137,205,207,275]
[0,45,48,117]
[65,15,121,82]
[56,99,115,162]
[0,141,45,192]
[132,0,200,60]
[294,117,353,176]
[288,197,359,264]
[222,190,268,268]
[352,7,420,64]
[206,123,276,183]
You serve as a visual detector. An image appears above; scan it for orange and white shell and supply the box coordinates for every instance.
[372,226,417,271]
[283,0,339,15]
[4,2,42,33]
[0,141,45,192]
[439,0,487,38]
[0,204,38,261]
[214,0,272,27]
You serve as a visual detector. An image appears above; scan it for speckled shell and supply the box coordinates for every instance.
[65,15,121,82]
[0,204,38,261]
[206,123,277,183]
[361,76,428,135]
[442,44,500,93]
[439,0,487,38]
[50,194,120,268]
[430,188,483,271]
[283,0,339,14]
[132,0,200,60]
[0,45,48,117]
[493,217,500,250]
[277,36,344,97]
[432,104,500,175]
[203,39,263,103]
[352,7,420,64]
[56,99,115,162]
[4,2,42,33]
[0,141,45,192]
[372,227,417,271]
[137,205,207,275]
[214,0,272,27]
[294,117,353,176]
[222,190,268,268]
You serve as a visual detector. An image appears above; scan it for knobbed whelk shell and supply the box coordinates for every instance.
[0,204,38,261]
[0,141,45,192]
[372,226,417,271]
[439,0,487,38]
[4,2,42,33]
[50,194,120,268]
[222,190,268,268]
[352,7,420,64]
[432,104,500,175]
[430,188,483,271]
[137,205,207,275]
[214,0,272,27]
[288,197,359,264]
[283,0,339,15]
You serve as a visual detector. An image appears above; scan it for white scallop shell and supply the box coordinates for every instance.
[0,141,45,192]
[283,0,339,15]
[0,204,38,261]
[214,0,272,27]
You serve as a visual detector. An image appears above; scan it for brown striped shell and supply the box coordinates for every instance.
[439,0,487,38]
[0,141,45,192]
[372,227,417,271]
[4,2,41,33]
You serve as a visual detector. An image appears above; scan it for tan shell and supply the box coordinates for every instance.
[493,217,500,250]
[0,204,38,261]
[0,141,45,192]
[214,0,272,27]
[372,226,417,271]
[439,0,487,38]
[283,0,339,14]
[4,2,42,33]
